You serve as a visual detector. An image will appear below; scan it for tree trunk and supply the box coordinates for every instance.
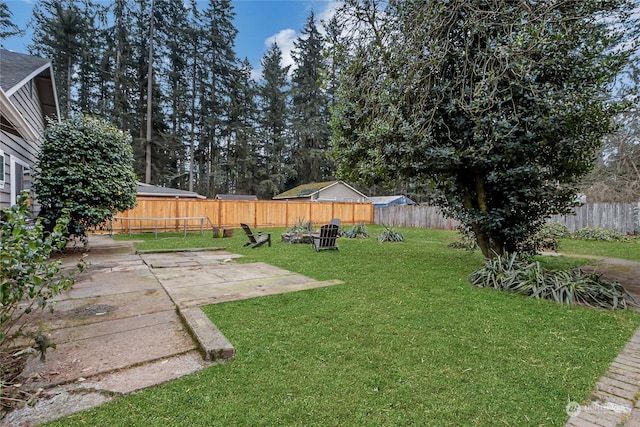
[145,0,154,184]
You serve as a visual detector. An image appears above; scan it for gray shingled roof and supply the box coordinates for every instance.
[0,49,50,93]
[137,183,205,199]
[214,194,258,200]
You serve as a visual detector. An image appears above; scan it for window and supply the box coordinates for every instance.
[0,149,4,189]
[10,157,31,205]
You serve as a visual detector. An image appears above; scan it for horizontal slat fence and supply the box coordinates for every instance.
[113,197,374,234]
[375,202,640,234]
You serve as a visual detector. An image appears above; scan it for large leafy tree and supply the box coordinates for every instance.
[332,0,633,258]
[34,116,138,239]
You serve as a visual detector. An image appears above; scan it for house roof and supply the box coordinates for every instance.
[368,195,416,206]
[0,49,59,120]
[273,181,367,200]
[214,194,258,200]
[137,183,206,199]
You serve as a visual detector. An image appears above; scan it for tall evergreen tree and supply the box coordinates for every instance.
[105,0,136,131]
[153,0,190,187]
[75,0,107,115]
[290,11,332,186]
[29,0,87,118]
[0,0,22,46]
[198,0,238,196]
[185,0,205,192]
[225,58,258,194]
[257,42,291,199]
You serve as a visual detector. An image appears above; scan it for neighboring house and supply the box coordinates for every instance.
[273,181,368,202]
[0,49,59,216]
[214,194,258,201]
[368,195,416,207]
[137,182,206,199]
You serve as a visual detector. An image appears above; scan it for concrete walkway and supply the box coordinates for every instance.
[4,235,342,426]
[565,256,640,427]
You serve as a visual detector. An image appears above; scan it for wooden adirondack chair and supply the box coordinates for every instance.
[241,223,271,248]
[312,224,339,251]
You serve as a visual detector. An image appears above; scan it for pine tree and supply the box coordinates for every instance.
[290,11,332,186]
[185,0,205,192]
[29,0,87,118]
[198,0,238,197]
[105,0,136,131]
[75,0,107,115]
[0,0,22,46]
[257,42,291,199]
[225,58,258,195]
[154,0,190,187]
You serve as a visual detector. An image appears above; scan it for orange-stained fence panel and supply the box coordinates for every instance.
[113,198,373,233]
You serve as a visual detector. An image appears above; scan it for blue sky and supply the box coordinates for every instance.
[2,0,340,78]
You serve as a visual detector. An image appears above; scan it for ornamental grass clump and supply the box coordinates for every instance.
[377,224,404,242]
[343,223,369,239]
[469,253,638,309]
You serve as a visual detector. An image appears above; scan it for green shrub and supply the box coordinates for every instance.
[469,252,637,309]
[517,222,572,254]
[449,227,479,251]
[573,227,633,242]
[0,194,84,348]
[33,116,138,241]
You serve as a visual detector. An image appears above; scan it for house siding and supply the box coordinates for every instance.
[316,183,367,202]
[0,79,45,214]
[11,82,45,142]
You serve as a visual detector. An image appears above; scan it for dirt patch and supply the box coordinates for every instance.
[580,258,640,305]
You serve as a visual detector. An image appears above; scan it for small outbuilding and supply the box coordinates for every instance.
[368,195,416,207]
[214,194,258,201]
[137,182,205,199]
[273,181,368,202]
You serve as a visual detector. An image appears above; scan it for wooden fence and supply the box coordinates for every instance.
[548,202,640,234]
[375,202,640,234]
[112,197,374,233]
[374,205,460,230]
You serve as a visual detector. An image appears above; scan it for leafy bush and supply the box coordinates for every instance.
[517,222,572,254]
[343,223,369,239]
[573,227,633,242]
[449,227,479,251]
[469,253,637,309]
[378,225,404,242]
[33,116,138,240]
[0,194,84,347]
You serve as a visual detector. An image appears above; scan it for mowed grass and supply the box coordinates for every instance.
[557,237,640,262]
[55,226,640,426]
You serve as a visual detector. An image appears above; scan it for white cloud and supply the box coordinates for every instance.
[265,28,298,72]
[253,1,342,80]
[317,0,342,30]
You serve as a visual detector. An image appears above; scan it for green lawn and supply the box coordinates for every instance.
[55,226,640,426]
[557,237,640,262]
